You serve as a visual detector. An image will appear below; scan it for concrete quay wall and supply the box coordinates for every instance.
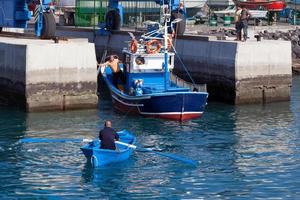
[174,36,292,104]
[55,27,292,104]
[0,37,98,111]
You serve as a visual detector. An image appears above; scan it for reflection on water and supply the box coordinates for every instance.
[0,77,299,199]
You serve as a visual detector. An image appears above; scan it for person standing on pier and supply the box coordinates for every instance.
[234,6,242,41]
[99,120,120,150]
[98,55,125,88]
[240,6,251,41]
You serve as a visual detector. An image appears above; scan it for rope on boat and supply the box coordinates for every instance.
[91,155,98,167]
[171,42,197,89]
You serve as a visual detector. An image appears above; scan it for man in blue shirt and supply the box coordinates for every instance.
[99,120,119,150]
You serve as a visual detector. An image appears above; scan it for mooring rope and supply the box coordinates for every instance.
[171,42,197,88]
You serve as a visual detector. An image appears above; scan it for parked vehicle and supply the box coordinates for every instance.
[193,11,209,24]
[56,0,76,25]
[214,5,268,19]
[0,0,56,38]
[233,0,286,11]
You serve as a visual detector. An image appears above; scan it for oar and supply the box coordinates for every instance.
[115,141,198,166]
[20,138,198,166]
[20,138,92,143]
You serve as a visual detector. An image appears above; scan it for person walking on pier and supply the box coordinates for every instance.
[234,6,242,41]
[99,120,119,150]
[240,7,251,41]
[98,55,125,88]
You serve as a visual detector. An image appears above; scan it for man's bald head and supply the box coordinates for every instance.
[105,120,112,128]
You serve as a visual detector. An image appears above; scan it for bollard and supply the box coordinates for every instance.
[254,35,261,42]
[209,16,217,26]
[53,37,59,44]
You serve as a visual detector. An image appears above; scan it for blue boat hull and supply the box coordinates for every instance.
[101,63,208,121]
[80,130,136,167]
[103,72,208,120]
[112,90,208,120]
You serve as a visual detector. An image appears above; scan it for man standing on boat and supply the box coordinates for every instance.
[240,6,251,41]
[98,55,125,88]
[99,120,119,150]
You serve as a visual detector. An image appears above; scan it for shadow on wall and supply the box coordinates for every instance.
[0,44,27,109]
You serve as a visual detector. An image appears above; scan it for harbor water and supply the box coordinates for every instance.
[0,76,299,199]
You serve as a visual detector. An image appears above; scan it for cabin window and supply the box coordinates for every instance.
[135,56,145,65]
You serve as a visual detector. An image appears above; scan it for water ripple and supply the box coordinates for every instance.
[0,77,300,199]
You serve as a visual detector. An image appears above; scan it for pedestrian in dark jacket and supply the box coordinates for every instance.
[234,6,242,41]
[99,120,119,150]
[240,7,251,41]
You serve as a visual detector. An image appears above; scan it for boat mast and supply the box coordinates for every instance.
[163,3,170,91]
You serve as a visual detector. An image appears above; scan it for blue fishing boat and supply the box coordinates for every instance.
[100,14,208,121]
[80,130,136,167]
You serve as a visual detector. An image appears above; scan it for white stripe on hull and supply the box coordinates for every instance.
[139,111,203,115]
[112,95,144,107]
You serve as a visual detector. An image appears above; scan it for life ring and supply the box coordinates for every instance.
[130,39,138,53]
[146,39,161,54]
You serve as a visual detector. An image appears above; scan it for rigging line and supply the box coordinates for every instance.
[171,42,196,87]
[97,33,111,76]
[101,32,112,63]
[142,25,165,39]
[116,96,144,124]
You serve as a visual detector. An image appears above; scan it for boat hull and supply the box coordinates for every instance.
[80,130,136,167]
[111,88,208,121]
[234,0,286,11]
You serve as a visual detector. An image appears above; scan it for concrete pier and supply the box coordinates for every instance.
[55,27,292,104]
[0,36,98,111]
[174,36,292,104]
[94,33,291,104]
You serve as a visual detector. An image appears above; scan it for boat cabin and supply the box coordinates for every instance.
[120,49,175,95]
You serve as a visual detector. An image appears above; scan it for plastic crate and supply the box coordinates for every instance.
[75,0,106,27]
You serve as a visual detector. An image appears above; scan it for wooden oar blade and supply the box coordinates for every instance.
[116,141,198,166]
[140,149,198,166]
[150,150,198,166]
[20,138,85,143]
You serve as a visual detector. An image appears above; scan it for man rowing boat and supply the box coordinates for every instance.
[99,120,119,150]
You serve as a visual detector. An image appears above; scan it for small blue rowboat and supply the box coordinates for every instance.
[80,130,136,167]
